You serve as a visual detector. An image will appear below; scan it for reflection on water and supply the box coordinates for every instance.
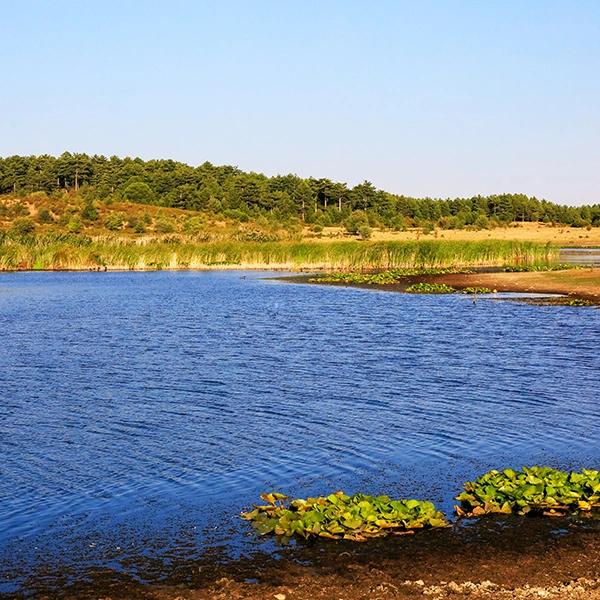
[1,271,599,593]
[559,247,600,265]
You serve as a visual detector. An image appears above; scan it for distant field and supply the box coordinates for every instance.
[318,222,600,246]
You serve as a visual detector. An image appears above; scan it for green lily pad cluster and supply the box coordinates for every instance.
[461,286,495,294]
[241,491,448,541]
[405,282,455,294]
[455,466,600,517]
[563,297,594,306]
[309,267,470,285]
[502,263,576,272]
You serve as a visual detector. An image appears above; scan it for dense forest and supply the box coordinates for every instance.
[1,153,599,230]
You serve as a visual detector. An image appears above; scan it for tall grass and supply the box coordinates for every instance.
[0,234,557,271]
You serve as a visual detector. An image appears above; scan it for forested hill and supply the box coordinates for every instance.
[1,153,598,228]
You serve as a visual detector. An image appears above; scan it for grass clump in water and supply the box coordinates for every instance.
[461,286,495,294]
[502,263,577,272]
[309,267,471,285]
[405,282,455,294]
[456,466,600,518]
[563,297,595,306]
[242,491,447,541]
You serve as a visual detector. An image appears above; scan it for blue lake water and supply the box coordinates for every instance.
[1,271,599,593]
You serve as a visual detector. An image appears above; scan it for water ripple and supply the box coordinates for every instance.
[0,271,599,590]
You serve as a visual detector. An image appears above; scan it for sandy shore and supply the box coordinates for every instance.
[301,268,600,304]
[433,268,600,303]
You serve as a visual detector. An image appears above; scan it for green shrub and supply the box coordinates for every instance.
[11,202,29,217]
[123,181,155,204]
[242,491,447,541]
[223,208,250,222]
[81,201,99,221]
[10,217,36,236]
[155,218,176,234]
[37,208,54,224]
[104,213,124,231]
[127,216,147,234]
[344,210,370,235]
[358,225,372,240]
[183,216,205,235]
[474,214,490,230]
[66,216,83,233]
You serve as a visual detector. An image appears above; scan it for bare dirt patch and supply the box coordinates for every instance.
[433,268,600,302]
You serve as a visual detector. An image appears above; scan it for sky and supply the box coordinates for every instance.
[1,1,599,205]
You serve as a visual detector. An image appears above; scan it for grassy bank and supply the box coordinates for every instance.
[0,235,558,272]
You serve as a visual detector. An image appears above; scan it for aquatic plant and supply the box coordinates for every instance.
[0,235,557,271]
[563,297,595,306]
[309,267,471,285]
[461,287,495,294]
[456,466,600,517]
[502,263,576,272]
[405,282,455,294]
[242,491,447,541]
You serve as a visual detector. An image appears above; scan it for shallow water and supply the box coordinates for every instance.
[559,247,600,265]
[1,271,599,593]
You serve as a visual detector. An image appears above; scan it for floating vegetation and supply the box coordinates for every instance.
[241,491,447,541]
[308,267,471,285]
[461,287,495,294]
[405,282,456,294]
[455,466,600,518]
[502,263,577,272]
[563,297,595,306]
[498,296,597,308]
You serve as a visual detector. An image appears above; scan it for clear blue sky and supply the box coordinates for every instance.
[1,1,599,204]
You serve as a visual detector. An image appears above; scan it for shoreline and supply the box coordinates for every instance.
[15,517,600,600]
[4,265,600,303]
[433,269,600,303]
[302,268,600,304]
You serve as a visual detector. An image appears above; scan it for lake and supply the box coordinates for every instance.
[559,247,600,265]
[1,271,599,594]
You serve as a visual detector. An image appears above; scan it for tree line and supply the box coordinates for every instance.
[1,152,598,229]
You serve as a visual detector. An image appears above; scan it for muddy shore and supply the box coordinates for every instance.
[15,517,600,600]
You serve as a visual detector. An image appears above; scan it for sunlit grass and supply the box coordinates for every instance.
[0,235,557,271]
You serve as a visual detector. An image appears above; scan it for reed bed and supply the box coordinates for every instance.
[0,235,557,271]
